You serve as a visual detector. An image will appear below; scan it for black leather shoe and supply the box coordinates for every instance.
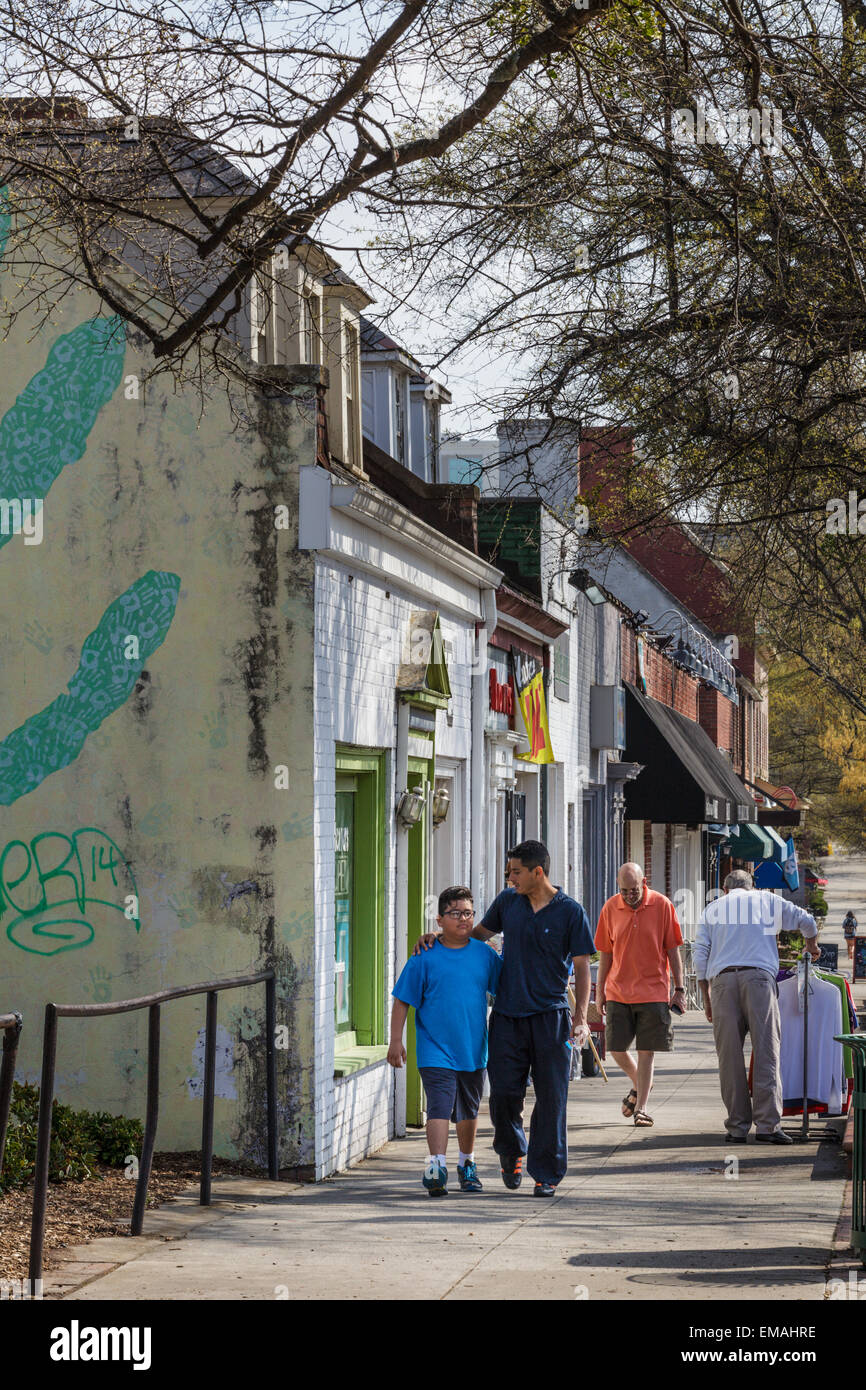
[726,1135,748,1144]
[533,1181,557,1197]
[500,1155,524,1189]
[756,1130,793,1144]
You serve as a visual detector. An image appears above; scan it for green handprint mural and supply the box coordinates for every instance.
[0,219,181,951]
[0,570,180,806]
[0,315,125,539]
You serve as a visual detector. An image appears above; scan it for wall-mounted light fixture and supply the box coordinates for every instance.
[431,783,451,826]
[396,788,425,828]
[568,569,606,606]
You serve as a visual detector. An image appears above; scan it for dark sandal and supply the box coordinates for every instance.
[634,1110,654,1127]
[621,1089,637,1117]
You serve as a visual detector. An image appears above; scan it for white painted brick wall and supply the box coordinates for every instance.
[313,551,479,1179]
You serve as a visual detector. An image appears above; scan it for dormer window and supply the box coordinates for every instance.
[254,275,271,363]
[394,374,407,465]
[345,321,360,469]
[302,292,322,365]
[426,397,440,480]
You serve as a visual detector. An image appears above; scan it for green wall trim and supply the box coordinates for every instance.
[336,747,386,774]
[399,691,449,711]
[333,1044,389,1078]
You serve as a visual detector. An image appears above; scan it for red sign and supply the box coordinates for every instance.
[489,668,514,715]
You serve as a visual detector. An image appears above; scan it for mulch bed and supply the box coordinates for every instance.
[0,1153,262,1280]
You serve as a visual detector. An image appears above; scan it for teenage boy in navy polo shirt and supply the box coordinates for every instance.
[390,885,503,1197]
[480,841,593,1195]
[416,840,593,1196]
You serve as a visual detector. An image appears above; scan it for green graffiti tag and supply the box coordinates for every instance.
[0,826,140,956]
[0,316,125,540]
[0,570,181,806]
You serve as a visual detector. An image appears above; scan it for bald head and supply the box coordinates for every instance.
[618,862,645,891]
[618,862,645,905]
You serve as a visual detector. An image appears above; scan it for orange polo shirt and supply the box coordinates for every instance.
[594,885,684,1004]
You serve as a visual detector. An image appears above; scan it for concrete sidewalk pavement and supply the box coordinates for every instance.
[50,1015,848,1302]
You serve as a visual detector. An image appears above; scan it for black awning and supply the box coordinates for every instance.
[623,683,756,825]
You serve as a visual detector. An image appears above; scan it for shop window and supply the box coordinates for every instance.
[334,750,386,1069]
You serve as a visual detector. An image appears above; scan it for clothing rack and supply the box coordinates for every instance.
[781,951,842,1145]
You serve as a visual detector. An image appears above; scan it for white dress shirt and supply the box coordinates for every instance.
[694,890,818,982]
[778,973,844,1113]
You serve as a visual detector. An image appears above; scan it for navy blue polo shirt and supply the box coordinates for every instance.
[480,886,595,1017]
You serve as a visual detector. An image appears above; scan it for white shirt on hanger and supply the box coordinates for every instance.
[778,973,844,1114]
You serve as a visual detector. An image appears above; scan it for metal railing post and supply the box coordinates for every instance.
[838,1034,866,1264]
[27,969,276,1277]
[266,973,278,1179]
[0,1012,23,1179]
[29,1004,58,1284]
[200,990,218,1205]
[131,1003,161,1235]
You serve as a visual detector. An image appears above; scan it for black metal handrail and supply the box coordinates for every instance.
[29,970,278,1282]
[0,1012,23,1180]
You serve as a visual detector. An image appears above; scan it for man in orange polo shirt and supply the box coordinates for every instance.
[595,862,685,1127]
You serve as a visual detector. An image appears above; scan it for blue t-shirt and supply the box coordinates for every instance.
[392,938,503,1070]
[480,887,594,1017]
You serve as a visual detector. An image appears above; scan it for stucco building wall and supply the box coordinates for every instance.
[0,269,320,1168]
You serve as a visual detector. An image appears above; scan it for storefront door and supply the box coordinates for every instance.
[505,790,526,856]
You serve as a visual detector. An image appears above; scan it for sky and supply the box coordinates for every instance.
[319,193,508,443]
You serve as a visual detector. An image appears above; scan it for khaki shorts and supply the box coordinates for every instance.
[605,1000,674,1053]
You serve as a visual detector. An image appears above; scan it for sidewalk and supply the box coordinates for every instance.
[49,1015,849,1302]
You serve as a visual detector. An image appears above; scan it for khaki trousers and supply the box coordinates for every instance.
[710,968,782,1137]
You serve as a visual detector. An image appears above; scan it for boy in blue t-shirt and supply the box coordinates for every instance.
[388,885,502,1197]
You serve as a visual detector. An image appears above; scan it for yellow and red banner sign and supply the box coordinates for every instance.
[510,647,555,764]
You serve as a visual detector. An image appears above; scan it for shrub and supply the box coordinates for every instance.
[778,929,805,962]
[809,889,829,918]
[0,1083,142,1193]
[82,1112,144,1167]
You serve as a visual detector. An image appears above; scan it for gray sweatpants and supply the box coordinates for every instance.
[710,968,782,1137]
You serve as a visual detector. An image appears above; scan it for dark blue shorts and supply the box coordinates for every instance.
[418,1066,486,1122]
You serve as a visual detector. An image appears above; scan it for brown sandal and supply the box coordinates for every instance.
[621,1089,637,1117]
[634,1110,654,1127]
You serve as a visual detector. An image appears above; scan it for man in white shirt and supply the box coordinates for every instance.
[694,869,820,1145]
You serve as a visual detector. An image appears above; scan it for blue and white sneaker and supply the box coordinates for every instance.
[422,1158,448,1196]
[457,1160,483,1192]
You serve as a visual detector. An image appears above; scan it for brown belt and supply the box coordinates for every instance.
[718,965,761,974]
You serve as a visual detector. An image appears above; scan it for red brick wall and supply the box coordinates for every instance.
[621,627,699,720]
[699,686,734,754]
[644,821,653,886]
